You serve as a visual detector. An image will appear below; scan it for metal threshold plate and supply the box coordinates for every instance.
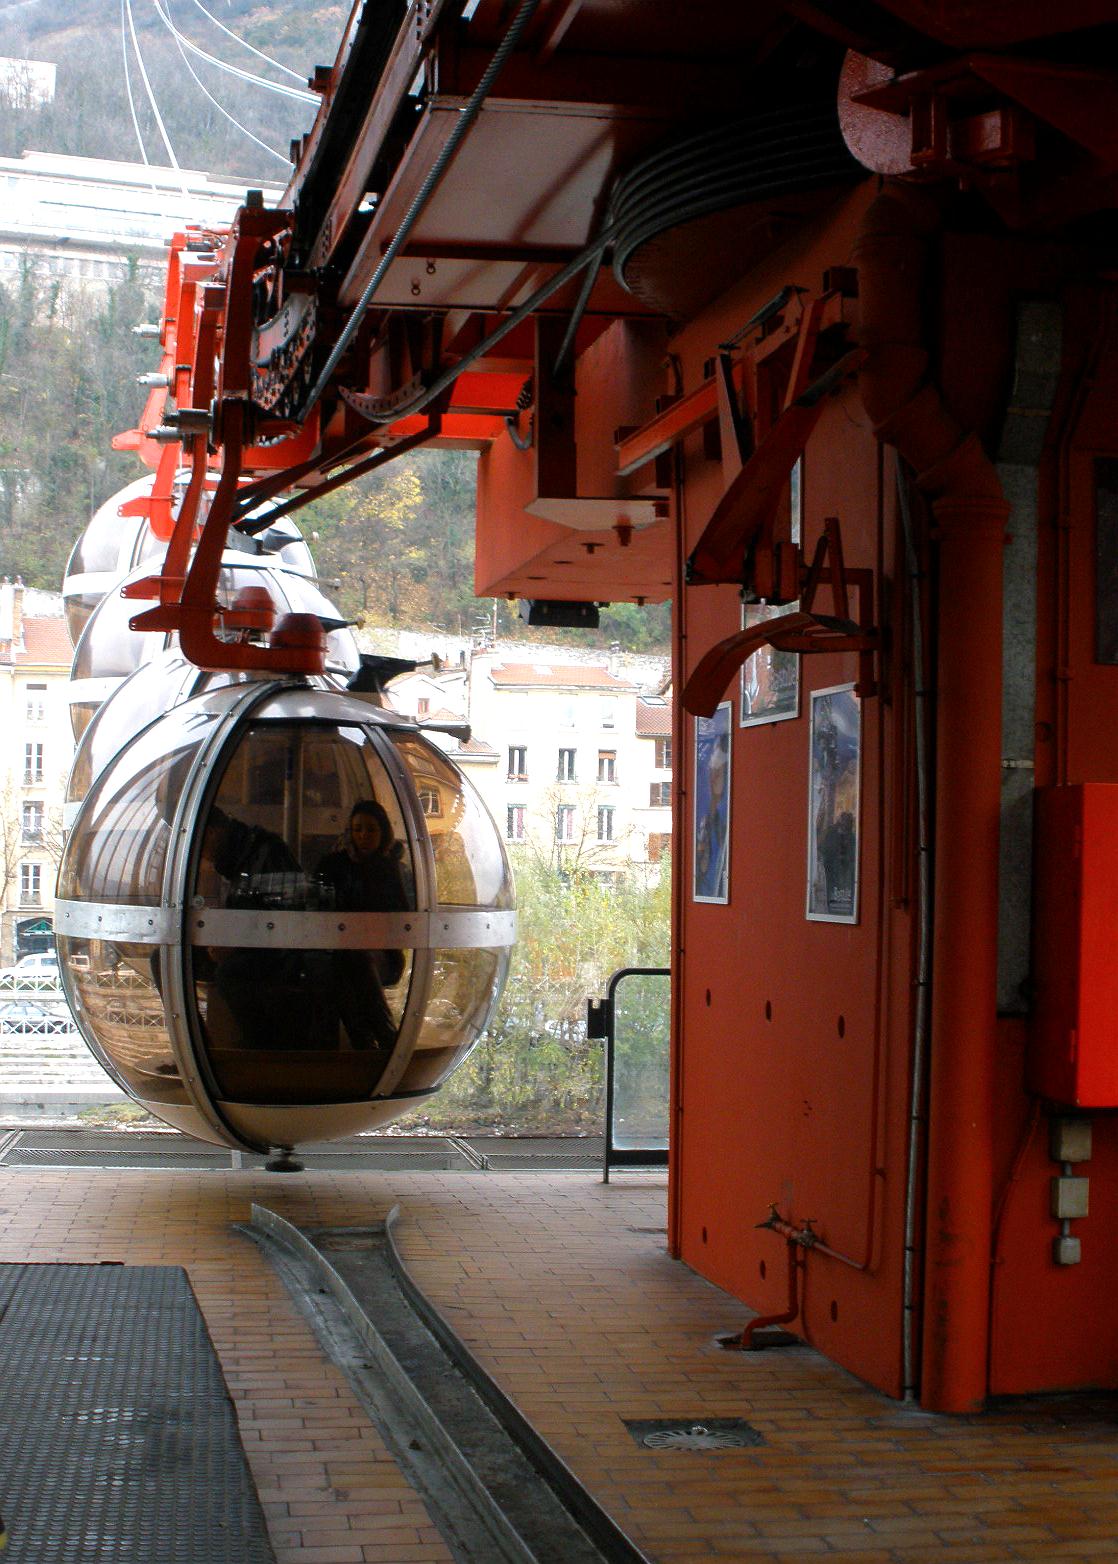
[0,1263,274,1561]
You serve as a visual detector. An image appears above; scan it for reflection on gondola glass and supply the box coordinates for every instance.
[806,683,861,924]
[392,736,514,908]
[394,947,509,1094]
[190,721,418,1103]
[58,937,187,1105]
[59,700,218,905]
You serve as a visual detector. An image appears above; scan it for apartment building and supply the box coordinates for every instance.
[391,646,671,875]
[0,583,74,962]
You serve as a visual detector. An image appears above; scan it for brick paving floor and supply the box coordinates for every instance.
[1,1165,1117,1563]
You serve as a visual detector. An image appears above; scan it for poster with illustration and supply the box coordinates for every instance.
[739,601,800,726]
[693,702,731,904]
[806,684,860,923]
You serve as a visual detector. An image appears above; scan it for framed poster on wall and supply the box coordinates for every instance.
[806,683,861,924]
[693,702,731,904]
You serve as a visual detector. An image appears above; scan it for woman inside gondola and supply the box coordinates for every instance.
[316,800,414,1055]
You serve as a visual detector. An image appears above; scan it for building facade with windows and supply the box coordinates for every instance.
[391,647,671,875]
[0,583,74,962]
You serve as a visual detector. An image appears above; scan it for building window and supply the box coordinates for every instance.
[417,786,441,817]
[508,745,527,781]
[24,742,43,784]
[557,748,576,781]
[417,697,430,716]
[25,684,46,722]
[597,750,616,783]
[597,806,615,842]
[559,700,577,728]
[556,804,576,842]
[19,863,41,906]
[601,698,617,729]
[654,737,673,770]
[22,801,43,842]
[649,781,672,807]
[507,805,526,842]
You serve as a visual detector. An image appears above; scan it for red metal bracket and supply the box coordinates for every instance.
[683,517,879,718]
[129,399,325,673]
[686,348,864,589]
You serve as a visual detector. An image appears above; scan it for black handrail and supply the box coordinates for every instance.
[588,966,670,1183]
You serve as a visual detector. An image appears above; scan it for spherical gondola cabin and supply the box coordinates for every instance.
[55,678,515,1155]
[63,481,318,647]
[67,555,360,739]
[62,475,167,646]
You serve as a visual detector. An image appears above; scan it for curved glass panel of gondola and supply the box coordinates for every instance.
[63,475,168,646]
[56,696,219,1123]
[65,653,249,823]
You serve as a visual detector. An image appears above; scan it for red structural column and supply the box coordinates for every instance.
[920,491,1010,1412]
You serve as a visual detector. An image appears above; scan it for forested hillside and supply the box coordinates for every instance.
[0,0,340,183]
[0,0,670,649]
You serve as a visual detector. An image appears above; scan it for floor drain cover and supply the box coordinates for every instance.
[624,1417,764,1450]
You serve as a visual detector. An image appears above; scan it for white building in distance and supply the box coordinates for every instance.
[0,151,284,297]
[0,583,73,963]
[391,645,672,876]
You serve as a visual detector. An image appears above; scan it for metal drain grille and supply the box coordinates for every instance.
[0,1130,608,1171]
[0,1264,274,1562]
[624,1417,764,1451]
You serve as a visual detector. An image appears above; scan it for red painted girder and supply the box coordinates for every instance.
[438,42,747,114]
[389,410,508,441]
[449,370,525,411]
[615,366,743,479]
[687,349,864,586]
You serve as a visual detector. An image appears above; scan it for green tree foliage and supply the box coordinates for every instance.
[304,449,481,629]
[411,853,671,1134]
[0,258,161,586]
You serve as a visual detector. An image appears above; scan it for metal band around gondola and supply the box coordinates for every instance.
[55,899,516,949]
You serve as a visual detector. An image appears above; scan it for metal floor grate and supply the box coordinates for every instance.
[0,1264,274,1562]
[0,1130,608,1171]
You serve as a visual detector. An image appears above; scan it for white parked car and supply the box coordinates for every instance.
[0,952,61,986]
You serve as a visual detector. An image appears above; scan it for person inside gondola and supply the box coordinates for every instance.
[196,806,325,1050]
[316,800,414,1054]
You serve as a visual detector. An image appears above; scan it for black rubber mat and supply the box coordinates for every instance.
[0,1264,275,1563]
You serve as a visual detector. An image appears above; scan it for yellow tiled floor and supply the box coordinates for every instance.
[1,1165,1116,1563]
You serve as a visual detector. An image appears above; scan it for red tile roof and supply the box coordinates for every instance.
[636,698,672,736]
[453,735,499,757]
[11,616,73,668]
[489,662,628,690]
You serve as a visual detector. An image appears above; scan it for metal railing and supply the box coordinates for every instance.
[587,965,670,1182]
